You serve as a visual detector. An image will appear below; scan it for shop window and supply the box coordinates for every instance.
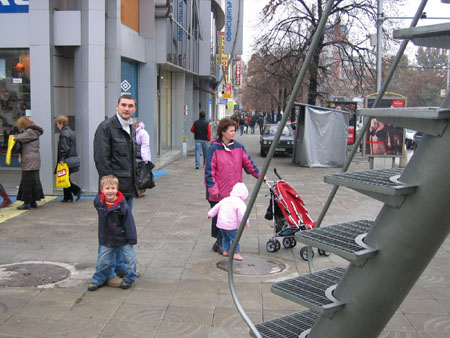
[0,49,30,167]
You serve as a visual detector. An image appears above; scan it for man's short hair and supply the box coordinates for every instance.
[55,115,69,126]
[199,111,206,119]
[118,94,137,106]
[100,175,119,189]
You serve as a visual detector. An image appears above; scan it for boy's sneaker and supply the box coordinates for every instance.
[88,283,101,291]
[106,276,123,287]
[119,280,133,289]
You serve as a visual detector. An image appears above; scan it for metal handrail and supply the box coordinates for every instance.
[226,1,336,336]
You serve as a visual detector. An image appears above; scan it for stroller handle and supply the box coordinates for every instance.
[274,168,283,180]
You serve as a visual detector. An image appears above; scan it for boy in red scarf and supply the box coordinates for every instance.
[88,175,138,291]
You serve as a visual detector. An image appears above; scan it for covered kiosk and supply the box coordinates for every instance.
[293,103,349,167]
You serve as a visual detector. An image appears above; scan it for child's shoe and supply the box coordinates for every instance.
[223,251,229,257]
[106,276,123,287]
[119,280,133,289]
[88,283,101,291]
[233,253,243,261]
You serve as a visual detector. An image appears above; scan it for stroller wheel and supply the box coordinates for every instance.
[318,249,331,256]
[300,246,314,261]
[275,239,281,251]
[282,238,291,249]
[266,240,277,253]
[290,238,297,248]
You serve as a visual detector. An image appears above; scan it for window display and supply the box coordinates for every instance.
[0,49,30,167]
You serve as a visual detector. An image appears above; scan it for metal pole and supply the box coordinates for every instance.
[376,0,384,91]
[227,1,336,336]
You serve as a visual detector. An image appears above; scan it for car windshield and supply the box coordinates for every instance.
[264,125,292,136]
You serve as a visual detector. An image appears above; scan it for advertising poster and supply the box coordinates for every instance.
[364,94,406,157]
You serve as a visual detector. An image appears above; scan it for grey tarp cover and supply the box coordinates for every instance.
[293,105,349,167]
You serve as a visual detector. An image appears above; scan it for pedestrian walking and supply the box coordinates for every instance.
[204,117,262,254]
[55,115,82,203]
[13,116,44,210]
[207,182,250,261]
[94,94,139,284]
[88,175,138,291]
[134,119,151,197]
[190,111,211,169]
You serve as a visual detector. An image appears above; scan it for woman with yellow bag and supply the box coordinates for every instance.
[55,115,81,202]
[13,116,45,210]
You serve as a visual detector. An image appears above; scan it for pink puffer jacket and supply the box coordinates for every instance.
[207,182,249,230]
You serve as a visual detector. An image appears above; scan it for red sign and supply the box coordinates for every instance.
[391,99,405,107]
[235,60,241,86]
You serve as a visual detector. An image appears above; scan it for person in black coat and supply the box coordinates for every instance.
[93,94,138,209]
[55,115,81,202]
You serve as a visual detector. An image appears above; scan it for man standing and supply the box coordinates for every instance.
[190,111,211,169]
[93,94,138,287]
[94,94,138,209]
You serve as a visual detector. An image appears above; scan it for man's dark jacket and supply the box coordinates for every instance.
[94,115,137,199]
[192,117,210,140]
[94,191,137,247]
[57,125,79,173]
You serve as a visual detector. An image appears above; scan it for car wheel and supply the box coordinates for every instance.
[260,148,267,157]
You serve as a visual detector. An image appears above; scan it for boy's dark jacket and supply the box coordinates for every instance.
[94,191,137,247]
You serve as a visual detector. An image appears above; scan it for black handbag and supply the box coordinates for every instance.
[65,156,80,169]
[136,161,155,190]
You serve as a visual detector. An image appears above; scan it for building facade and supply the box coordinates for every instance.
[0,0,226,195]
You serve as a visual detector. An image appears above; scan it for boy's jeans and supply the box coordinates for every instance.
[221,229,240,253]
[195,139,208,167]
[92,244,137,285]
[114,195,135,275]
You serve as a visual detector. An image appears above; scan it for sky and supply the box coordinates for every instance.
[242,0,450,62]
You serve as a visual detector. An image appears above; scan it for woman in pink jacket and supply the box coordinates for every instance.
[204,118,261,255]
[207,182,249,261]
[134,120,151,197]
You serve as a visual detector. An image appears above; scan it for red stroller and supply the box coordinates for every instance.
[265,169,329,260]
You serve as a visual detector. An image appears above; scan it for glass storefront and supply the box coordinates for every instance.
[159,69,172,154]
[0,49,30,167]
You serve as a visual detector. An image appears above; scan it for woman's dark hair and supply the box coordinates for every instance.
[217,117,237,138]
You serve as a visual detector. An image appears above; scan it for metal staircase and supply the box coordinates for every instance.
[251,19,450,338]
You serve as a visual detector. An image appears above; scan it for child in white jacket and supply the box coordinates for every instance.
[207,182,249,261]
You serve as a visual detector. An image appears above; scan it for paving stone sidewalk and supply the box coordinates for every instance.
[0,133,449,338]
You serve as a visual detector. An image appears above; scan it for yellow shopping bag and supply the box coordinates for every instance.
[6,135,16,165]
[56,163,71,188]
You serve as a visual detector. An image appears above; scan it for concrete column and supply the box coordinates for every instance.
[29,0,54,195]
[105,0,121,117]
[74,0,106,193]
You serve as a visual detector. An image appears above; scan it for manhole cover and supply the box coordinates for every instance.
[0,261,71,287]
[217,256,285,275]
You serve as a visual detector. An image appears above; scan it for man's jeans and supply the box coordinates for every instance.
[221,229,240,253]
[92,244,137,285]
[195,139,208,167]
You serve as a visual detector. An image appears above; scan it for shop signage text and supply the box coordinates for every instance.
[0,0,29,13]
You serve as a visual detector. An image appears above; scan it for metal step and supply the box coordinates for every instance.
[296,220,377,267]
[324,168,417,208]
[393,23,450,49]
[357,107,450,136]
[252,309,319,338]
[272,267,345,317]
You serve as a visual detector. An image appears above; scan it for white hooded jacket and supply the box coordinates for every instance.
[207,182,249,230]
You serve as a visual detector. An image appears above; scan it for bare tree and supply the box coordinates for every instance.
[245,0,406,107]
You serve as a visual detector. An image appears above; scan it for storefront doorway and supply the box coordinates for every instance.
[121,58,138,116]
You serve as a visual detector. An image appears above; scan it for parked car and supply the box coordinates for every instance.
[405,129,416,149]
[413,131,424,150]
[260,124,295,157]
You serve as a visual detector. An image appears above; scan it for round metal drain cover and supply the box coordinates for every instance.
[0,262,71,287]
[217,256,285,275]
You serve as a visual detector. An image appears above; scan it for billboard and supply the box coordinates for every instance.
[364,93,406,157]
